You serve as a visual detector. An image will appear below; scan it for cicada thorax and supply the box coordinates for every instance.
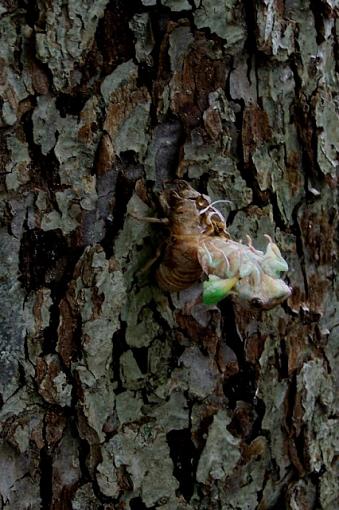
[198,237,262,280]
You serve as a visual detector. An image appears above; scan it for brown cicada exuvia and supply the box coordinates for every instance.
[132,181,291,310]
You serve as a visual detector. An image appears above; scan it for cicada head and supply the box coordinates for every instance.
[235,272,292,310]
[160,180,207,206]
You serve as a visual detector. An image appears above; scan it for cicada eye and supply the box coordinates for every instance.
[196,196,210,210]
[251,297,263,308]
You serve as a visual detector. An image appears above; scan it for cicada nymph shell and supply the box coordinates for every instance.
[155,181,229,292]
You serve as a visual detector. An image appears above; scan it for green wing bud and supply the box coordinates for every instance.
[203,275,238,305]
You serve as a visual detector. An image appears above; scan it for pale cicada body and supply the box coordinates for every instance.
[198,235,291,309]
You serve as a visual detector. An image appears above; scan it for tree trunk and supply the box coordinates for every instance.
[0,1,337,509]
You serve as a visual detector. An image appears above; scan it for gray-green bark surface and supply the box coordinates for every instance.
[0,1,338,509]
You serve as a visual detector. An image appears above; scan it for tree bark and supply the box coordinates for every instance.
[0,1,337,509]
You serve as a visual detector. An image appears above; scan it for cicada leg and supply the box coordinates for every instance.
[212,243,230,274]
[129,211,169,225]
[136,245,163,277]
[201,241,214,266]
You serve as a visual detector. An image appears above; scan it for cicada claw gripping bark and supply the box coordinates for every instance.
[132,181,291,310]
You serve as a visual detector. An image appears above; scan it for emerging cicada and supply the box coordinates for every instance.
[133,181,291,310]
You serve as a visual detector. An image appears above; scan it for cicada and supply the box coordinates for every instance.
[132,181,291,310]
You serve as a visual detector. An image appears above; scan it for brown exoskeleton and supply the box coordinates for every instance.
[131,180,229,292]
[154,181,229,292]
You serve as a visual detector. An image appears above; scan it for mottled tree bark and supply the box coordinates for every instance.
[0,1,338,509]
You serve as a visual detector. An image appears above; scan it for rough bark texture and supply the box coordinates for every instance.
[0,1,338,509]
